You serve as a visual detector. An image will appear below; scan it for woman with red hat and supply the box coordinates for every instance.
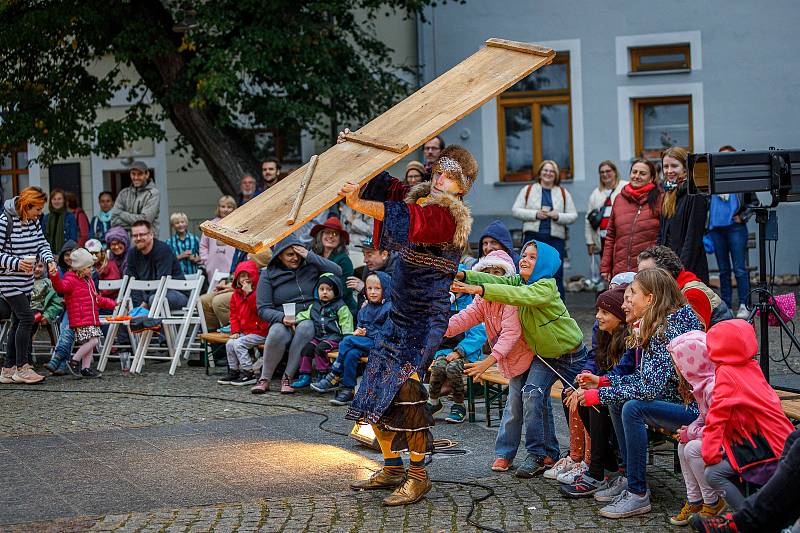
[310,216,357,314]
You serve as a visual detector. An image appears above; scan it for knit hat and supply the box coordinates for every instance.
[85,239,103,253]
[610,271,636,287]
[472,249,516,277]
[596,285,627,321]
[405,160,425,178]
[432,145,478,193]
[70,248,95,270]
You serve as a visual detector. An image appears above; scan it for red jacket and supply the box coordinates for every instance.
[97,257,122,299]
[702,319,794,472]
[229,260,269,336]
[601,185,663,277]
[49,271,117,328]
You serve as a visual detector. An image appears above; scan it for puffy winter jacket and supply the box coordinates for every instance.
[296,273,354,342]
[601,185,663,278]
[356,270,392,339]
[701,319,794,472]
[111,180,160,233]
[49,270,116,328]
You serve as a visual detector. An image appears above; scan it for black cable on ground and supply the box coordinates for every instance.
[1,388,506,533]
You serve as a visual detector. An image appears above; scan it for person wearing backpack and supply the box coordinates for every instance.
[511,160,577,299]
[0,188,57,385]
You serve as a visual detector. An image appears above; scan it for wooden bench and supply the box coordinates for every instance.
[776,389,800,422]
[199,332,266,376]
[327,351,367,364]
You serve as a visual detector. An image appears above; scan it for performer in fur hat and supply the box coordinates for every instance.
[338,132,477,506]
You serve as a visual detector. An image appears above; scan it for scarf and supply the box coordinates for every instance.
[97,209,113,225]
[45,209,66,254]
[623,182,655,200]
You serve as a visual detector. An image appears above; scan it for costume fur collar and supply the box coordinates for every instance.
[404,182,473,252]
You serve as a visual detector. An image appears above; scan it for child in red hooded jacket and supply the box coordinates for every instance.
[701,319,794,511]
[218,260,269,387]
[49,247,117,378]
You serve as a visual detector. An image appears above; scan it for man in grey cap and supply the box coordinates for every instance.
[111,161,160,233]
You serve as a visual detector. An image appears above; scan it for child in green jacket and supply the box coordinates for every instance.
[452,239,587,478]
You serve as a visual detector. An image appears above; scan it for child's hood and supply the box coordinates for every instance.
[233,260,260,290]
[472,249,516,276]
[524,239,561,283]
[57,239,78,270]
[478,220,520,267]
[315,272,343,300]
[667,331,715,392]
[707,319,758,366]
[370,270,393,302]
[3,198,18,218]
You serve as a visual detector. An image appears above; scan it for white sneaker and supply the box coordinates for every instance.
[543,456,576,480]
[736,304,749,319]
[556,460,588,484]
[0,366,16,384]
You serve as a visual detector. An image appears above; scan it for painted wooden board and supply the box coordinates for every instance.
[201,38,555,253]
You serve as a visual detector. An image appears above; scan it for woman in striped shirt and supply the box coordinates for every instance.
[0,188,57,385]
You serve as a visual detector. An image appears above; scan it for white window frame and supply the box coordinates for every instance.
[616,31,702,75]
[481,38,585,183]
[617,83,705,162]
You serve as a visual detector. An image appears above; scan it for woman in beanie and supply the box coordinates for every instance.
[310,216,357,315]
[338,128,478,506]
[404,160,426,186]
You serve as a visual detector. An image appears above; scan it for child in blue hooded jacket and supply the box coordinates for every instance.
[312,271,392,405]
[427,264,487,423]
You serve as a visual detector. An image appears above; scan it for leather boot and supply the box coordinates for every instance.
[350,468,406,490]
[383,476,432,506]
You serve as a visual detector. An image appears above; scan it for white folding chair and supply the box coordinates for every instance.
[132,275,205,375]
[96,276,129,357]
[206,269,230,294]
[97,277,166,372]
[185,272,201,281]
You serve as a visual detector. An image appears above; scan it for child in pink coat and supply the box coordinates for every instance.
[49,248,117,378]
[444,249,535,472]
[666,331,725,525]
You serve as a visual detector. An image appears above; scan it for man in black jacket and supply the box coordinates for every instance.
[127,220,186,310]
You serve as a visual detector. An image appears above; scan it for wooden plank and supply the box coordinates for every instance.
[485,38,554,57]
[201,38,555,252]
[287,154,318,225]
[776,389,800,420]
[343,132,408,153]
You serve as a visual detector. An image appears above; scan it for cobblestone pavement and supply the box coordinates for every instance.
[0,292,719,532]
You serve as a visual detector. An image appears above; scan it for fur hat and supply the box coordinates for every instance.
[70,248,95,270]
[433,145,478,193]
[596,284,627,322]
[472,249,516,277]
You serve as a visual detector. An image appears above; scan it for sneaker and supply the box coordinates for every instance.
[425,399,444,416]
[251,378,270,394]
[217,369,240,385]
[491,458,512,472]
[699,498,726,518]
[594,475,627,502]
[445,404,466,423]
[560,473,608,499]
[556,461,589,484]
[689,512,739,532]
[66,359,80,377]
[736,304,749,319]
[280,375,294,394]
[231,370,257,386]
[671,501,704,526]
[514,454,548,478]
[310,373,341,393]
[290,373,311,389]
[330,388,354,406]
[544,456,576,480]
[0,366,16,384]
[12,364,46,384]
[79,367,102,379]
[598,489,651,519]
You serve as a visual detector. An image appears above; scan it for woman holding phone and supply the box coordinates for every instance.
[0,187,58,384]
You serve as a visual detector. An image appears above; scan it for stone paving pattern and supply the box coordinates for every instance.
[3,291,793,532]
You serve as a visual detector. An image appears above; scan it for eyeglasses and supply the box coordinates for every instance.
[131,233,150,239]
[423,146,440,152]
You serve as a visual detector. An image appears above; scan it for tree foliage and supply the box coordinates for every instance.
[0,0,448,194]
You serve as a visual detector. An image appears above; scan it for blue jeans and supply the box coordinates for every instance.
[709,223,750,308]
[615,399,698,495]
[52,312,74,362]
[332,335,373,388]
[495,345,587,461]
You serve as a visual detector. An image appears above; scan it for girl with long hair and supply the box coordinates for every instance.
[658,146,710,282]
[575,268,704,519]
